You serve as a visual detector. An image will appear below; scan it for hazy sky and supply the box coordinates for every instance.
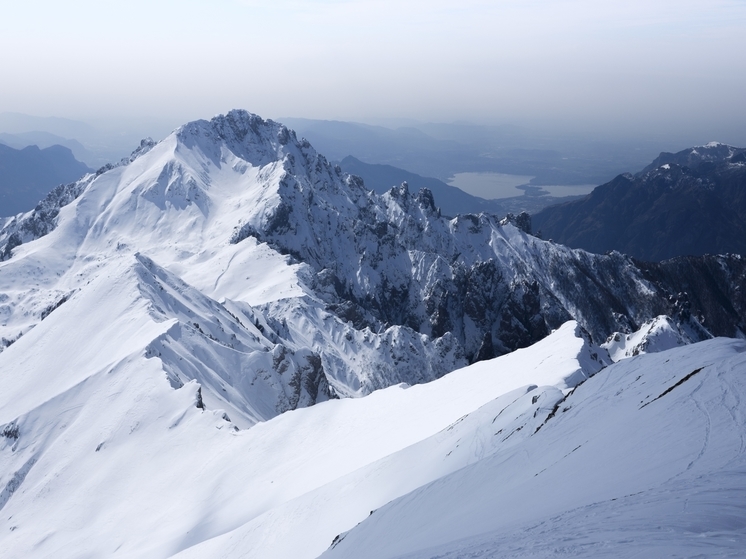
[1,0,745,138]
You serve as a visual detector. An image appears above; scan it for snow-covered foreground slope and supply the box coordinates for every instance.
[320,336,746,559]
[0,323,603,558]
[2,314,744,559]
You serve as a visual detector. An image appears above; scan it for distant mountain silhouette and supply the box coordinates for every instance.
[0,131,95,166]
[0,112,96,139]
[532,143,746,260]
[0,144,92,216]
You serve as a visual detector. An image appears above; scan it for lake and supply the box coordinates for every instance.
[448,172,596,200]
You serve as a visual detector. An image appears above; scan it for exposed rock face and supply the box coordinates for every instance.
[532,143,746,261]
[635,254,746,339]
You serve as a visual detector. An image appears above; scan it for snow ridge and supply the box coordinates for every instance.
[319,336,746,559]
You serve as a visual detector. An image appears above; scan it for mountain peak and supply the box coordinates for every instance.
[174,109,308,169]
[641,142,745,174]
[2,109,745,402]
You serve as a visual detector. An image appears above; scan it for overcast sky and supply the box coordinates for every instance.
[1,0,745,140]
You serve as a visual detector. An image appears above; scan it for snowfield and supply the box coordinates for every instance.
[320,336,746,559]
[0,110,744,558]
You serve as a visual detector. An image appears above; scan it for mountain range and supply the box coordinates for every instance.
[0,110,744,557]
[532,142,746,260]
[2,112,744,372]
[0,131,94,167]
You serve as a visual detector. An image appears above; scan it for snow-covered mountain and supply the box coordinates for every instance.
[0,110,745,557]
[641,141,746,172]
[319,333,746,559]
[1,111,744,405]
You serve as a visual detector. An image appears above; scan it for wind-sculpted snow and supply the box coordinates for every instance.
[0,322,608,558]
[134,253,330,424]
[0,252,328,429]
[602,315,693,362]
[319,337,746,559]
[2,308,744,558]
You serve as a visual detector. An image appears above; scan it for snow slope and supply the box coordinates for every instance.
[319,336,746,559]
[2,303,743,559]
[0,323,604,558]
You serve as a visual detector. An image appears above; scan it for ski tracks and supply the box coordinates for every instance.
[661,377,711,486]
[718,366,746,466]
[685,380,711,475]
